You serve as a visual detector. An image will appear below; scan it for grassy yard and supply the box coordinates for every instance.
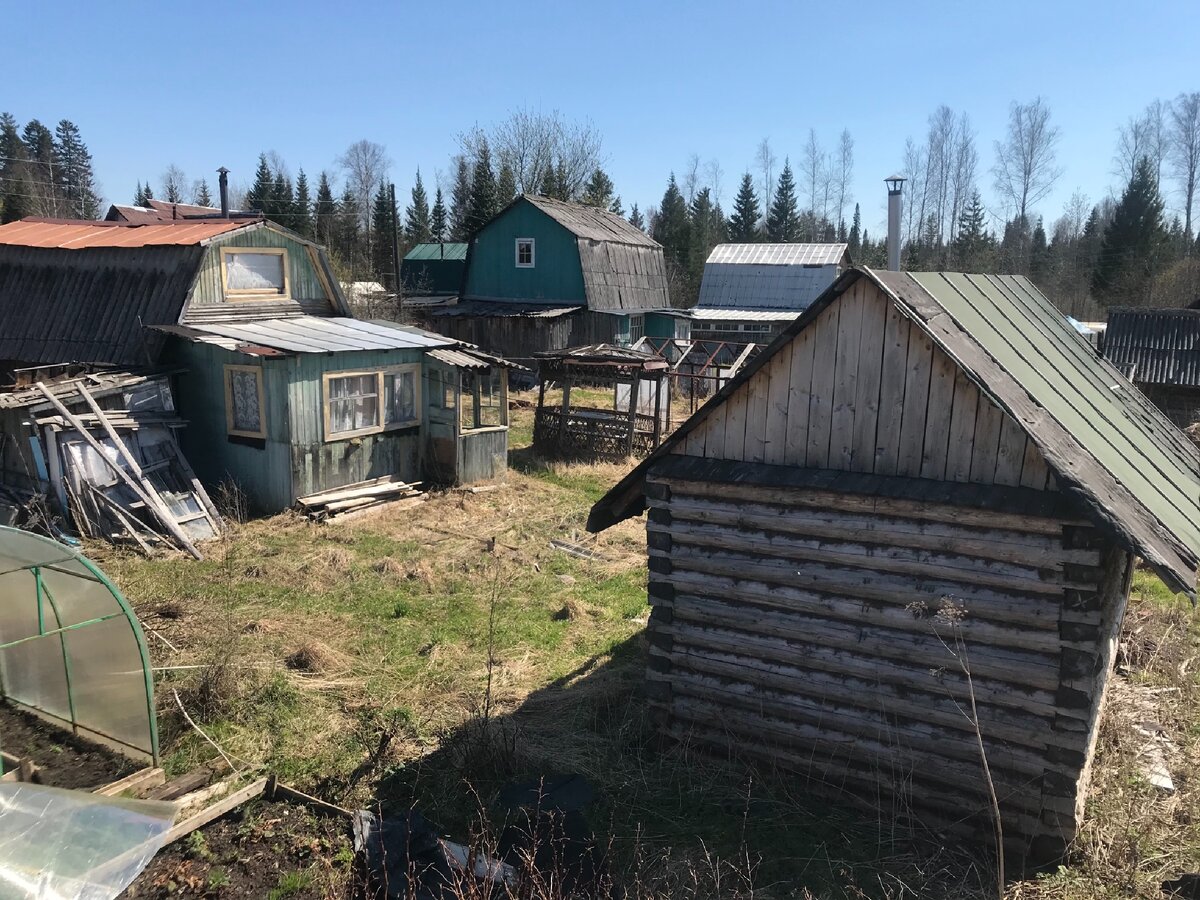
[91,399,1200,898]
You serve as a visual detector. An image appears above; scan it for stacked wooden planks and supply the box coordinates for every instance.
[295,475,423,520]
[642,471,1130,861]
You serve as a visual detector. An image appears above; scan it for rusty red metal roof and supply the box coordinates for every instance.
[0,217,254,249]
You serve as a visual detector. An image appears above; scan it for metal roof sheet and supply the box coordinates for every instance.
[697,260,841,311]
[590,268,1200,594]
[178,316,455,354]
[1103,308,1200,387]
[688,308,801,322]
[404,242,469,261]
[0,218,252,249]
[706,243,849,266]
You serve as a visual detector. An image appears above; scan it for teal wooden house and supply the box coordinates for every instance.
[0,218,517,515]
[429,195,688,363]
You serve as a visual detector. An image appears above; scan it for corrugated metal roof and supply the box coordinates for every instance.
[404,242,468,261]
[706,243,849,266]
[175,316,455,354]
[0,218,252,249]
[432,301,582,319]
[590,267,1200,594]
[697,260,841,311]
[522,195,659,248]
[688,308,801,322]
[1103,308,1200,387]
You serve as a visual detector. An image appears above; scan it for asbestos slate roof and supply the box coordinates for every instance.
[706,243,849,266]
[165,316,455,354]
[1103,307,1200,387]
[589,267,1200,595]
[523,196,658,247]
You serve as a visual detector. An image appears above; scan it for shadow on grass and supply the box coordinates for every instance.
[363,631,963,898]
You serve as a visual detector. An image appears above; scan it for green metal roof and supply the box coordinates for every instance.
[404,242,468,261]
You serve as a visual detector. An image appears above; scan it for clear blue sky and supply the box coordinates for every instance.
[7,0,1199,235]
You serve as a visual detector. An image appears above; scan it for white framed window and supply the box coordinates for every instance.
[429,369,457,409]
[221,247,290,300]
[224,365,266,438]
[323,364,421,441]
[629,314,645,343]
[461,368,508,431]
[515,238,535,268]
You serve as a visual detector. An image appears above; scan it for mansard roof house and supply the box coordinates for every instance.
[0,218,516,517]
[427,195,687,363]
[589,267,1200,861]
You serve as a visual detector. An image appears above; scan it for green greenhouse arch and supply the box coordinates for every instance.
[0,526,158,764]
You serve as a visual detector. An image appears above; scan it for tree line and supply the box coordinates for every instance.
[0,113,102,221]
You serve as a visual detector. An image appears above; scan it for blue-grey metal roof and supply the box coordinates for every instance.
[697,260,843,312]
[173,316,455,354]
[1103,308,1200,388]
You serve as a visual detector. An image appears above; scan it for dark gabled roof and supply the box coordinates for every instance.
[589,267,1200,595]
[1104,307,1200,387]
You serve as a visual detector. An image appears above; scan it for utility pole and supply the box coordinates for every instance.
[389,182,401,296]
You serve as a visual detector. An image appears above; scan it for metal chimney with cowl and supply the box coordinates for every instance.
[886,174,905,271]
[217,167,230,217]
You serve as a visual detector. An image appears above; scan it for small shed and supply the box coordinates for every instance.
[691,242,849,342]
[401,242,467,297]
[588,268,1200,860]
[428,196,683,362]
[1103,307,1200,430]
[533,345,670,461]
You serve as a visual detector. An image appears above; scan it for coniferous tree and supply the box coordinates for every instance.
[271,172,294,224]
[334,188,361,274]
[132,181,146,206]
[581,168,616,208]
[766,160,801,242]
[628,204,645,232]
[430,188,448,242]
[496,163,517,206]
[688,188,726,300]
[245,154,275,216]
[52,120,100,218]
[998,215,1031,275]
[1093,156,1169,305]
[465,139,498,235]
[1029,218,1050,285]
[449,157,472,241]
[609,195,624,216]
[652,174,691,305]
[952,190,991,271]
[0,113,30,223]
[22,120,56,216]
[314,172,336,246]
[847,203,862,259]
[727,173,761,242]
[405,170,432,243]
[293,169,312,237]
[370,182,397,286]
[192,179,213,207]
[539,159,570,200]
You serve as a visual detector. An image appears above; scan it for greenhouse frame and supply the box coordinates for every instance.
[0,526,158,764]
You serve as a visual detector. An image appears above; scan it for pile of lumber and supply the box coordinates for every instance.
[296,476,423,521]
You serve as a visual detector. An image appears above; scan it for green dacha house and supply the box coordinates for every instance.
[0,217,517,514]
[428,195,688,363]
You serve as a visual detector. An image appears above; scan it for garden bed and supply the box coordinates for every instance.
[121,797,356,899]
[0,701,139,789]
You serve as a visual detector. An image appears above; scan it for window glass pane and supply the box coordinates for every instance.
[385,370,417,425]
[225,252,285,293]
[516,239,533,266]
[327,374,379,435]
[228,369,262,433]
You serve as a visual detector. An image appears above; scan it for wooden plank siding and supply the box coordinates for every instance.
[643,473,1131,858]
[671,282,1055,490]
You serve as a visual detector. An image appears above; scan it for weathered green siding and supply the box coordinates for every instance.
[188,226,335,310]
[286,349,425,500]
[463,201,584,304]
[169,340,294,513]
[646,312,688,340]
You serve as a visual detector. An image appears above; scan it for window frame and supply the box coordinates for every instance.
[322,364,422,442]
[514,238,535,268]
[224,364,267,439]
[460,367,509,433]
[220,246,291,301]
[628,313,645,344]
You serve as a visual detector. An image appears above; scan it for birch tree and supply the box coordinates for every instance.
[992,97,1063,222]
[1169,92,1200,239]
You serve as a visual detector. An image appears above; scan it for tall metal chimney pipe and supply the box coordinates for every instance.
[885,174,906,272]
[217,167,230,217]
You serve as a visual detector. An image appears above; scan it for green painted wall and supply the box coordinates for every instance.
[190,226,334,307]
[646,312,688,340]
[463,200,585,304]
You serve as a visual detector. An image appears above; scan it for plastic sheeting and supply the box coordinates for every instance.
[0,783,176,899]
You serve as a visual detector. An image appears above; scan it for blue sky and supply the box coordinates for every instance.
[7,0,1199,235]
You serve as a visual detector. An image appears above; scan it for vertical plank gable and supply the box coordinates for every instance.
[829,284,864,470]
[763,341,795,465]
[920,348,958,480]
[945,369,980,482]
[807,295,842,468]
[783,327,816,465]
[851,285,887,473]
[874,302,911,475]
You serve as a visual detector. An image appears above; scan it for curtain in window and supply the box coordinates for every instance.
[385,371,417,425]
[328,374,378,434]
[228,370,262,433]
[225,252,285,292]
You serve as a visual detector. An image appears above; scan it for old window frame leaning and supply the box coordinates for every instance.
[220,247,291,301]
[224,365,267,438]
[322,364,422,441]
[515,238,535,268]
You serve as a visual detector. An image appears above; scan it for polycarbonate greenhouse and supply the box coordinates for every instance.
[0,526,158,763]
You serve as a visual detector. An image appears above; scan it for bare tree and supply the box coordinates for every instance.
[802,128,825,231]
[161,164,188,204]
[1115,100,1168,188]
[337,139,390,230]
[992,97,1063,222]
[482,108,602,200]
[755,138,776,219]
[901,137,927,246]
[704,157,725,205]
[925,106,956,246]
[682,153,701,205]
[1170,92,1200,239]
[834,129,854,232]
[946,113,978,251]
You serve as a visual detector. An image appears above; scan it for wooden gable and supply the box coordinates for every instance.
[671,275,1055,490]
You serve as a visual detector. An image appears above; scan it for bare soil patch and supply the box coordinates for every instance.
[0,701,138,789]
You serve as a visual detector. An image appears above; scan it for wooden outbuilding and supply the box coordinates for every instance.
[588,268,1200,861]
[532,344,669,461]
[1103,306,1200,432]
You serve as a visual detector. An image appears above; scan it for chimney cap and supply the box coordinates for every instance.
[217,166,230,175]
[885,173,906,193]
